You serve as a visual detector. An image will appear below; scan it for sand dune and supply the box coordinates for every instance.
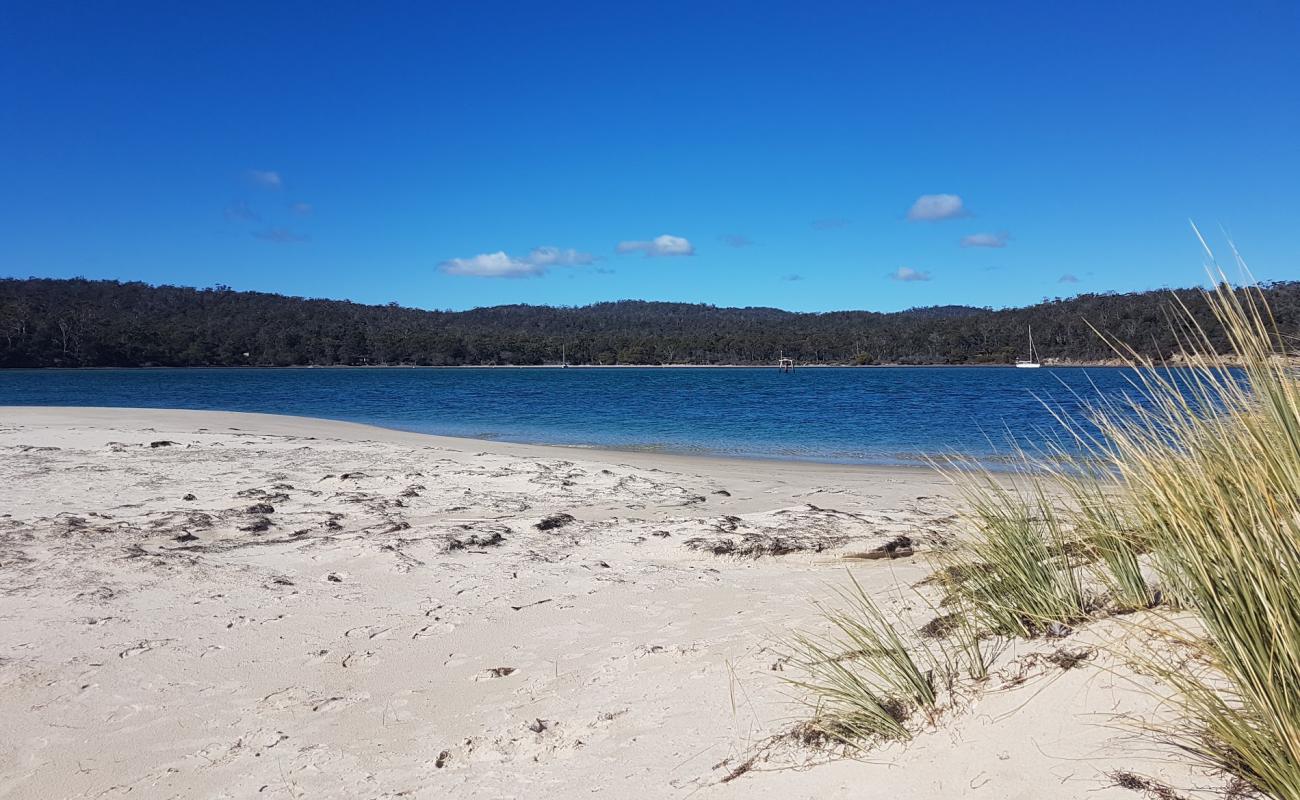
[0,408,1206,799]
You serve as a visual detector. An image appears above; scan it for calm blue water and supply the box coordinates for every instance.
[0,367,1146,467]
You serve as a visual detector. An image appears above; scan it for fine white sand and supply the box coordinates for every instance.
[0,407,1208,799]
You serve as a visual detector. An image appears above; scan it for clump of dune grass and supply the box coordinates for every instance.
[943,597,1002,682]
[784,573,938,745]
[935,470,1088,638]
[785,240,1300,794]
[1063,474,1158,612]
[944,241,1300,797]
[1076,269,1300,799]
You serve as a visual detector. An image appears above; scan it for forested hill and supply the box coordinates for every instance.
[2,277,1298,368]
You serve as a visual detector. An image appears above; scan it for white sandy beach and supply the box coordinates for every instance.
[0,407,1207,799]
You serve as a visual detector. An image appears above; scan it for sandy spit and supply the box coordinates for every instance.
[0,407,1204,799]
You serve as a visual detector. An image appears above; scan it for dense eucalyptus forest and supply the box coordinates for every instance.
[2,277,1297,368]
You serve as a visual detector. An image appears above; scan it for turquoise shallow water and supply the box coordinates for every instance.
[0,366,1147,467]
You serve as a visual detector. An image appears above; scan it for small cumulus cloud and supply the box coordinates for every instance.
[439,245,596,278]
[781,274,804,282]
[224,200,259,223]
[720,233,753,248]
[253,227,308,244]
[1059,273,1080,284]
[247,169,283,189]
[960,231,1009,248]
[907,194,967,222]
[615,234,694,257]
[290,202,313,216]
[812,218,850,230]
[888,266,931,282]
[440,251,541,278]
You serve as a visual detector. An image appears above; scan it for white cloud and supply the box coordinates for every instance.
[1059,273,1080,284]
[438,245,596,278]
[907,194,967,222]
[247,169,283,189]
[960,231,1008,248]
[888,266,931,282]
[439,251,543,278]
[526,246,594,267]
[616,234,695,257]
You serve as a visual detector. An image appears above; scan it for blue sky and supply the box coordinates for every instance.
[2,1,1297,313]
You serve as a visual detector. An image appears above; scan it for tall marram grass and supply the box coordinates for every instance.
[956,254,1300,797]
[937,469,1088,638]
[1080,272,1300,799]
[785,573,938,744]
[788,246,1300,797]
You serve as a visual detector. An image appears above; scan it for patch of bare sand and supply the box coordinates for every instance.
[0,408,1207,799]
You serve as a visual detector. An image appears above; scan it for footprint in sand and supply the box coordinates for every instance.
[118,639,172,658]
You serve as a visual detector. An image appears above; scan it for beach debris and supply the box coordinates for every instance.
[535,512,576,531]
[325,572,344,583]
[173,532,199,542]
[713,489,732,496]
[685,535,796,557]
[845,535,915,560]
[1107,771,1190,800]
[527,718,550,734]
[1045,621,1074,639]
[246,503,276,515]
[918,612,961,639]
[474,666,517,680]
[510,598,553,611]
[182,493,197,501]
[340,472,369,480]
[239,517,272,533]
[446,528,507,551]
[149,440,177,448]
[435,750,450,769]
[1047,647,1093,671]
[684,531,840,558]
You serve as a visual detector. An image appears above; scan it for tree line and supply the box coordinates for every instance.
[2,277,1297,368]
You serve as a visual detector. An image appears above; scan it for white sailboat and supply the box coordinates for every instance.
[561,344,569,369]
[1015,325,1041,368]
